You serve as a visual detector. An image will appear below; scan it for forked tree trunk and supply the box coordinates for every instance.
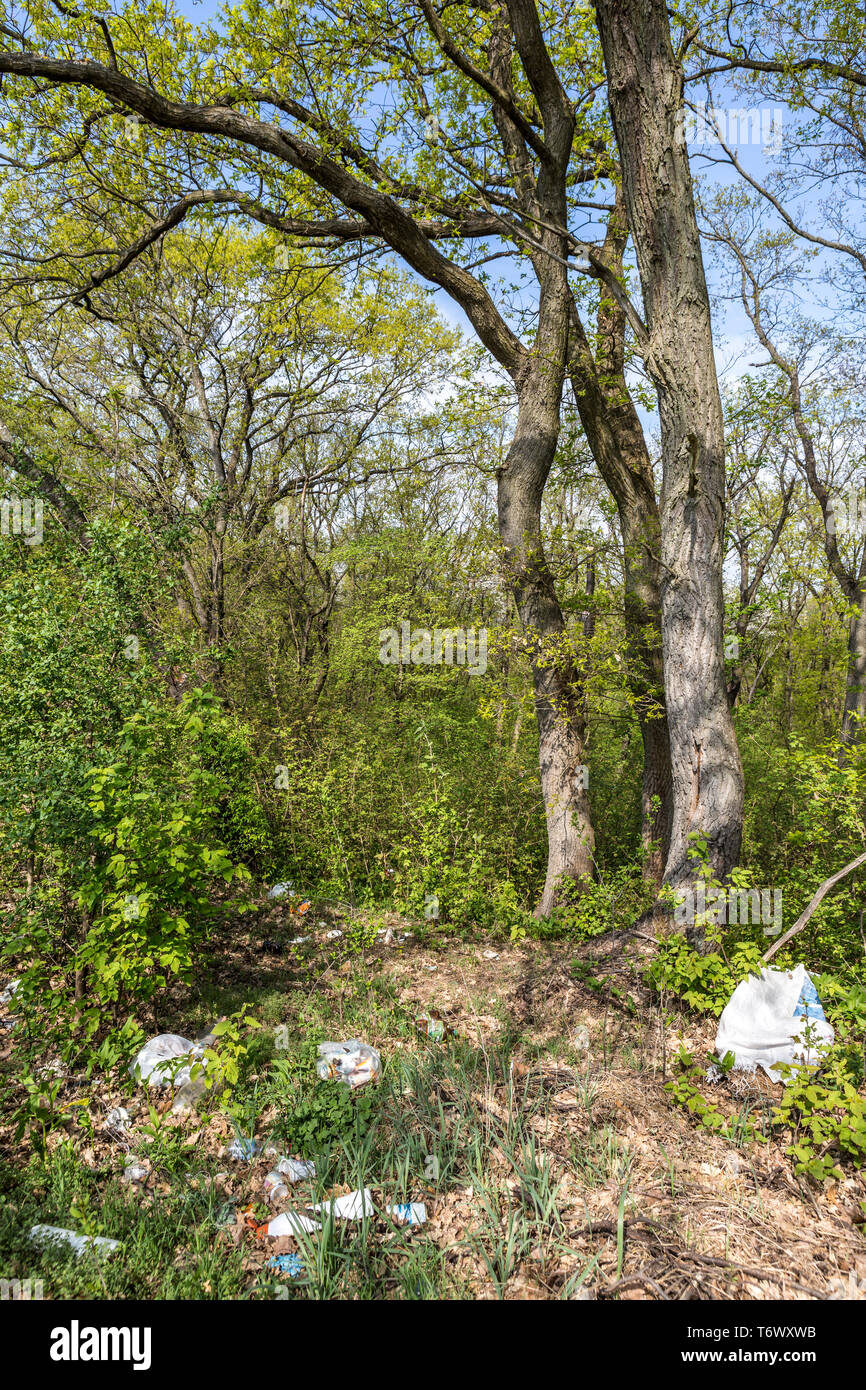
[594,0,744,897]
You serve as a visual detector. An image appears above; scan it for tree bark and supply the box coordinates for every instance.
[567,192,672,883]
[500,361,596,916]
[841,585,866,754]
[594,0,745,897]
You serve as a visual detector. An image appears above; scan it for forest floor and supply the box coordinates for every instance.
[1,893,865,1301]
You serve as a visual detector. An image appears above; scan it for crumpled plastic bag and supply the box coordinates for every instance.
[129,1033,203,1087]
[130,1022,221,1089]
[316,1040,381,1088]
[714,964,834,1081]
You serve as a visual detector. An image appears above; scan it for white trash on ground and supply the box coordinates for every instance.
[316,1040,381,1089]
[129,1034,203,1087]
[103,1106,130,1133]
[30,1225,121,1257]
[225,1137,261,1161]
[388,1202,427,1225]
[276,1157,316,1183]
[314,1188,375,1221]
[267,882,294,899]
[129,1022,220,1089]
[122,1159,150,1184]
[267,1211,321,1236]
[714,964,834,1081]
[263,1171,289,1204]
[0,977,21,1006]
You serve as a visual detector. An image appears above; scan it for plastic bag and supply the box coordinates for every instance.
[129,1033,203,1088]
[129,1021,220,1089]
[276,1157,316,1183]
[715,964,834,1080]
[316,1040,381,1088]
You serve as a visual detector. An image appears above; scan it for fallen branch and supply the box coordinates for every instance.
[763,849,866,963]
[601,1271,670,1300]
[671,1247,826,1299]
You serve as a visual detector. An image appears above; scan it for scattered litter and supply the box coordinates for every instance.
[415,1012,446,1042]
[267,1211,321,1236]
[381,928,394,945]
[267,1252,305,1278]
[171,1077,208,1113]
[715,964,834,1080]
[103,1106,130,1132]
[267,882,294,899]
[240,1205,271,1237]
[290,935,311,945]
[314,1188,375,1221]
[122,1159,149,1184]
[573,1025,590,1053]
[316,1040,381,1088]
[325,929,343,940]
[482,950,499,960]
[794,971,827,1022]
[214,1201,236,1229]
[30,1225,121,1258]
[226,1136,262,1161]
[276,1157,316,1183]
[130,1033,206,1088]
[263,1171,289,1204]
[388,1202,427,1225]
[0,977,21,1006]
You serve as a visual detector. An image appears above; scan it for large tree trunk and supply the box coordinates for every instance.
[492,0,595,915]
[840,585,866,757]
[568,314,671,883]
[567,195,672,884]
[499,366,596,916]
[594,0,744,897]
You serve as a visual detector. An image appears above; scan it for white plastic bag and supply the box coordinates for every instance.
[129,1034,203,1088]
[715,964,834,1080]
